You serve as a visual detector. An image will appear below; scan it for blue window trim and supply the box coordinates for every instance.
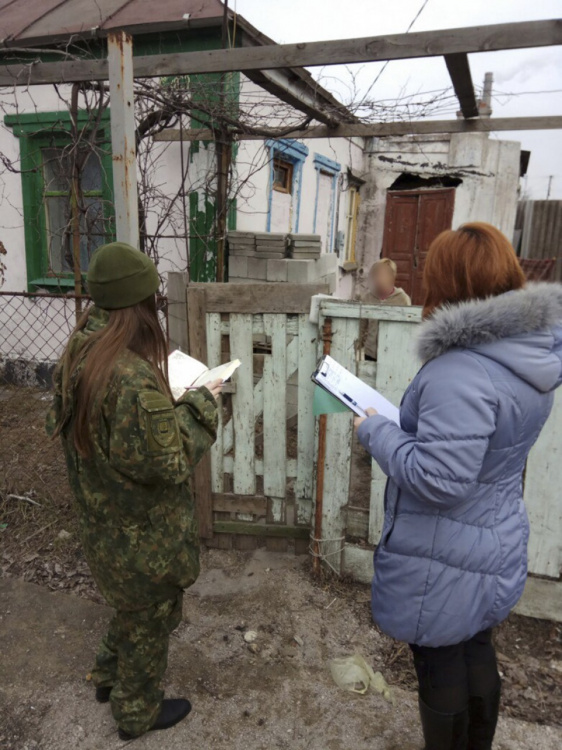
[313,153,342,253]
[266,139,309,232]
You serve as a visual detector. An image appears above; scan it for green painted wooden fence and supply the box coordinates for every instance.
[315,299,562,619]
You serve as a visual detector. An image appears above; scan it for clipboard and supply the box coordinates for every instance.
[311,354,400,425]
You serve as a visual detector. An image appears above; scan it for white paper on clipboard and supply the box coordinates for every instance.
[312,354,400,425]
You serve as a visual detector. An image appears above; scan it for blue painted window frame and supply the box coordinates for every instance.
[313,153,341,253]
[266,139,309,232]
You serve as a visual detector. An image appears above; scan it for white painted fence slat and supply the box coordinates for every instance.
[320,315,359,572]
[369,320,420,545]
[524,389,562,577]
[220,316,299,336]
[263,314,287,519]
[296,315,318,525]
[229,314,255,495]
[223,336,300,456]
[320,301,422,323]
[223,456,297,478]
[206,313,224,494]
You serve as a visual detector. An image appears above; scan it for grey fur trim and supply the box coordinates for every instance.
[417,282,562,361]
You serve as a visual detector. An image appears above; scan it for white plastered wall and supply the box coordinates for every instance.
[356,131,521,294]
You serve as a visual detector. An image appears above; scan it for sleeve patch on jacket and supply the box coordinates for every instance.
[138,391,180,454]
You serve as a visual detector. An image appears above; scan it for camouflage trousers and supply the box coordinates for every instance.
[91,590,183,737]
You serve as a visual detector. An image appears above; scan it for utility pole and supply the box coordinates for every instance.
[546,175,553,200]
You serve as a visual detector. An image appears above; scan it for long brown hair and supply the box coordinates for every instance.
[422,222,526,318]
[53,295,171,457]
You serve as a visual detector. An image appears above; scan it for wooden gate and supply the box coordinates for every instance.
[168,275,327,551]
[382,189,455,304]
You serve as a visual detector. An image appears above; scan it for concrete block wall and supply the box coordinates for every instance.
[228,234,338,288]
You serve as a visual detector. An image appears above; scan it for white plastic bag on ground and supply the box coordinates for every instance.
[329,654,394,703]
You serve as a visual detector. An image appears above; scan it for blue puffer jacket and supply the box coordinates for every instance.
[357,283,562,647]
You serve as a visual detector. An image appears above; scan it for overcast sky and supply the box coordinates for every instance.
[233,0,562,199]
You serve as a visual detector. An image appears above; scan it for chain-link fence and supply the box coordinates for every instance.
[0,291,169,390]
[0,291,86,389]
[0,290,168,514]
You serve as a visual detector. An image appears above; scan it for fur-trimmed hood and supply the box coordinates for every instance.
[417,282,562,392]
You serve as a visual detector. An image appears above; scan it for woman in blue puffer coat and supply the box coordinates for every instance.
[355,223,562,750]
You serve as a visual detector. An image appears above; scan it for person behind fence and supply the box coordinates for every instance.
[359,257,411,361]
[354,223,562,750]
[46,242,222,740]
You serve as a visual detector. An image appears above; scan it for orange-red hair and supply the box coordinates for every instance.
[422,222,525,318]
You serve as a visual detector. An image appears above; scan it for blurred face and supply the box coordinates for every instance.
[370,265,395,297]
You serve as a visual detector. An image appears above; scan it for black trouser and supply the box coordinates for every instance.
[409,629,499,714]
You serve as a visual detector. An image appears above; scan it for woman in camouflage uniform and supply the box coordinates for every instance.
[47,242,220,740]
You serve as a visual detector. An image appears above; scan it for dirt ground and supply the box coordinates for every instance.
[1,549,562,750]
[1,387,562,748]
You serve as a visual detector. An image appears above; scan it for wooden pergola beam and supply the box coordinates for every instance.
[444,53,479,119]
[0,19,560,87]
[153,116,562,143]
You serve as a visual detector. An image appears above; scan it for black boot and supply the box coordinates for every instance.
[118,698,192,741]
[419,698,469,750]
[467,684,501,750]
[95,686,112,703]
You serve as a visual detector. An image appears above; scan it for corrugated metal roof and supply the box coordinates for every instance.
[0,0,225,46]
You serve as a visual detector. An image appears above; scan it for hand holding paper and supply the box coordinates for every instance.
[312,355,400,424]
[168,350,241,400]
[354,407,378,431]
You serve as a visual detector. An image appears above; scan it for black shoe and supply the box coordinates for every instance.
[95,686,112,703]
[467,684,501,750]
[419,698,469,750]
[118,699,192,741]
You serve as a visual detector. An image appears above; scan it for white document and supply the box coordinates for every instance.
[168,350,241,400]
[312,354,400,424]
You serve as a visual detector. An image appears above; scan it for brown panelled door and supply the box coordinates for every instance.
[382,189,455,304]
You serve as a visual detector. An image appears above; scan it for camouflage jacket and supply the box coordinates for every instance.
[46,307,217,610]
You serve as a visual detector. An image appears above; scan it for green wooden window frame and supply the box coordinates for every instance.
[4,110,115,292]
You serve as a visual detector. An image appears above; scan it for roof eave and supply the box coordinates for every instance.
[0,17,223,51]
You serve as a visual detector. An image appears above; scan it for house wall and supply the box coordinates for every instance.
[232,78,366,298]
[356,132,521,295]
[0,77,522,363]
[151,75,367,297]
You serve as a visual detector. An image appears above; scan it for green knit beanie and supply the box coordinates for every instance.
[87,242,159,309]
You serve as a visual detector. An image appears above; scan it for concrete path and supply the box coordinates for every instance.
[1,549,560,750]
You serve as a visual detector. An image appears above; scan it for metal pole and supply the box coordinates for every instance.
[107,31,139,249]
[546,175,553,200]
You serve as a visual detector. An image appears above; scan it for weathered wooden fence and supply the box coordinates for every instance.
[168,275,327,552]
[168,277,562,616]
[315,299,562,620]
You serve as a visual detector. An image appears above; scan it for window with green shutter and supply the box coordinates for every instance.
[4,111,115,292]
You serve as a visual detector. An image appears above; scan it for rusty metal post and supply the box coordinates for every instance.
[312,317,332,576]
[107,31,139,249]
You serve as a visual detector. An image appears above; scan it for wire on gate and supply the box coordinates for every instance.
[309,534,346,576]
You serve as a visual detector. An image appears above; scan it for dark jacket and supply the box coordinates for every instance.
[357,283,562,647]
[46,307,217,611]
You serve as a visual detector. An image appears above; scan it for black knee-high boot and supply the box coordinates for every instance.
[419,698,469,750]
[467,682,501,750]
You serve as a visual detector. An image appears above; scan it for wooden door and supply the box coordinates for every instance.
[382,189,455,304]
